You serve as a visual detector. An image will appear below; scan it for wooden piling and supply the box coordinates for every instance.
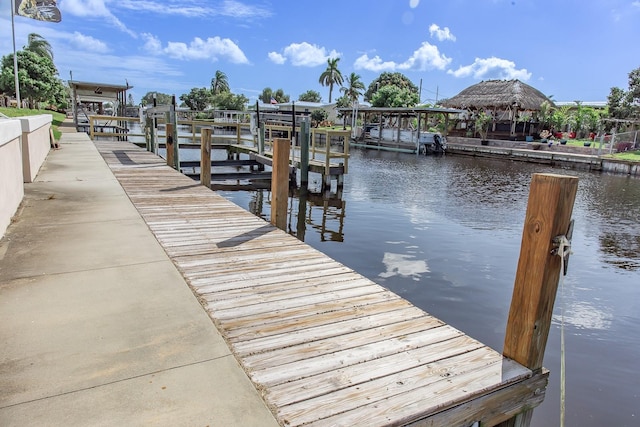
[200,127,212,188]
[165,123,175,168]
[170,97,180,170]
[271,138,290,231]
[499,173,578,426]
[152,94,158,154]
[258,123,265,155]
[300,119,310,186]
[144,116,152,151]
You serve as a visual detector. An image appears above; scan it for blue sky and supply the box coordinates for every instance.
[1,0,639,106]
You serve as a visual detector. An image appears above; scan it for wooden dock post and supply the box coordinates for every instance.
[499,173,578,426]
[323,133,331,191]
[300,119,310,187]
[258,123,265,155]
[271,138,290,231]
[200,127,212,188]
[170,96,180,170]
[89,116,95,140]
[165,123,175,168]
[152,93,158,154]
[144,116,152,152]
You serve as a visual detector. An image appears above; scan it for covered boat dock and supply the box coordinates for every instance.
[341,106,463,152]
[68,80,133,132]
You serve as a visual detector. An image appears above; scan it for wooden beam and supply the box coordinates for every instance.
[503,173,578,370]
[300,119,310,186]
[165,123,174,168]
[271,138,290,230]
[200,127,212,189]
[498,173,578,427]
[404,370,547,427]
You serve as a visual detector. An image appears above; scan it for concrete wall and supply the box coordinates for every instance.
[20,114,52,183]
[602,159,640,176]
[0,119,24,239]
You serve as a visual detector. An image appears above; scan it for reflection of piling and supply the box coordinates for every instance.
[200,127,212,188]
[499,173,578,427]
[271,138,290,230]
[296,187,308,241]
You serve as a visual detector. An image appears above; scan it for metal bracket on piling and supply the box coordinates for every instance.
[552,219,574,276]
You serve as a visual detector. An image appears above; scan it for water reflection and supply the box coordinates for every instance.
[231,187,347,243]
[379,252,430,281]
[553,301,613,331]
[216,148,640,427]
[576,173,640,271]
[599,232,640,270]
[294,189,346,242]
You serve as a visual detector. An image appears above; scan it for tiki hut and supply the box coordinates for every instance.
[441,79,554,139]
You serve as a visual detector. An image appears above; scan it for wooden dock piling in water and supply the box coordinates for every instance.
[498,173,578,427]
[271,138,290,230]
[200,127,212,188]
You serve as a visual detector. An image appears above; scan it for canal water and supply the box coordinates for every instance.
[209,147,639,427]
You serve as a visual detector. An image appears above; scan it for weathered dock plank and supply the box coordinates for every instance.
[95,140,546,426]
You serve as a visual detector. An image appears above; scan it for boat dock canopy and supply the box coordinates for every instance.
[68,80,132,129]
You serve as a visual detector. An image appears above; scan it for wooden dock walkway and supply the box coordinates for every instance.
[96,140,547,426]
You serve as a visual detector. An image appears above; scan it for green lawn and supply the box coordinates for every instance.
[0,107,66,140]
[607,150,640,161]
[562,139,597,148]
[557,138,639,161]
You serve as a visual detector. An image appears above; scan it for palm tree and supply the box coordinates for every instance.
[210,70,230,95]
[340,72,365,104]
[318,58,343,103]
[25,33,53,60]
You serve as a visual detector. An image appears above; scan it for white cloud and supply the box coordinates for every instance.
[141,33,163,54]
[354,54,397,72]
[354,42,451,72]
[409,0,420,8]
[61,0,111,17]
[632,1,640,8]
[115,0,272,19]
[429,24,456,42]
[148,36,250,64]
[68,32,109,53]
[60,0,137,37]
[269,42,340,67]
[268,51,286,64]
[398,42,452,70]
[447,57,531,80]
[217,0,272,19]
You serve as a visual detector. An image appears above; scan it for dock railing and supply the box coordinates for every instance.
[88,114,142,141]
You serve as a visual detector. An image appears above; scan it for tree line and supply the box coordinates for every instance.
[142,57,424,114]
[1,33,637,131]
[0,33,67,109]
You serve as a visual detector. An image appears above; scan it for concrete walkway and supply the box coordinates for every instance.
[0,131,279,426]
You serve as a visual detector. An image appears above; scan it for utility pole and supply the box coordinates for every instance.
[10,0,21,107]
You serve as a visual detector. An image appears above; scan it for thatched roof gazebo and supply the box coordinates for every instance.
[441,80,554,139]
[441,79,553,111]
